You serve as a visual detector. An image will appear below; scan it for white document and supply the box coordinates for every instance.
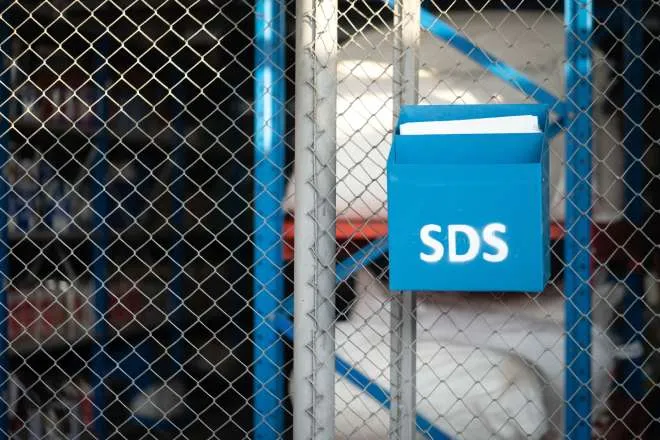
[399,115,540,135]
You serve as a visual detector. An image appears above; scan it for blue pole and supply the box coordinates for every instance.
[253,0,286,437]
[91,35,110,440]
[336,237,389,282]
[0,2,10,435]
[564,1,593,439]
[271,314,451,440]
[383,0,566,115]
[170,77,185,375]
[621,0,645,401]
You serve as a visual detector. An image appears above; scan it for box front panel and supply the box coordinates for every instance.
[388,164,545,292]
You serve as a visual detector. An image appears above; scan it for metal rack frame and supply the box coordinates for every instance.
[280,1,645,439]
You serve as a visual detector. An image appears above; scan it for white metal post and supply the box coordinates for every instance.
[390,1,420,439]
[293,0,338,439]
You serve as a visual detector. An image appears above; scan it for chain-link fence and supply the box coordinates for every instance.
[0,0,658,439]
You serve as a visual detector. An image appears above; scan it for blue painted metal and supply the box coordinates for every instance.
[388,104,551,292]
[382,1,565,115]
[563,1,593,438]
[547,120,564,140]
[271,313,450,440]
[253,0,286,437]
[91,35,111,440]
[170,77,186,374]
[336,237,389,282]
[335,355,450,440]
[621,0,645,400]
[280,238,390,316]
[0,2,10,435]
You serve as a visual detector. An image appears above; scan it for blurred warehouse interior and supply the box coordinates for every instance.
[0,0,658,438]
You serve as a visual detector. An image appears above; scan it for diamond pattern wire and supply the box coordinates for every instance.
[0,0,658,439]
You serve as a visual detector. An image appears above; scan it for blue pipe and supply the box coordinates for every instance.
[91,35,110,440]
[272,313,450,439]
[0,2,10,435]
[547,120,564,141]
[336,237,389,282]
[281,239,390,317]
[253,0,286,437]
[335,353,450,440]
[383,1,566,115]
[169,76,186,376]
[563,1,593,439]
[621,0,645,401]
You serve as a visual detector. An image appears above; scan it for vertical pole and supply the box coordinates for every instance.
[390,1,419,439]
[0,2,10,436]
[169,74,185,379]
[564,1,593,439]
[293,0,337,438]
[91,35,110,440]
[253,0,286,437]
[621,0,644,401]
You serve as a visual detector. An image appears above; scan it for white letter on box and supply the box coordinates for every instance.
[482,223,509,263]
[420,224,444,263]
[448,225,480,263]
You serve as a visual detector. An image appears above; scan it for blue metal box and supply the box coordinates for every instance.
[387,104,550,292]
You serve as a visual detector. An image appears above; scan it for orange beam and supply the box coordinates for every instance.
[283,218,565,260]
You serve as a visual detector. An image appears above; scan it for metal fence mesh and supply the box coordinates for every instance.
[0,0,658,439]
[1,1,298,438]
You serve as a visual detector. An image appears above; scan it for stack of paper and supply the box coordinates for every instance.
[399,115,541,135]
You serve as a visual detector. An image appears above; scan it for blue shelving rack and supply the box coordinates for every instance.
[252,0,287,436]
[0,0,11,434]
[272,1,642,439]
[564,2,594,438]
[90,34,111,439]
[621,0,645,401]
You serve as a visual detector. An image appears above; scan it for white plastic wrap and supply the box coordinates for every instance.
[283,10,624,224]
[330,269,622,439]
